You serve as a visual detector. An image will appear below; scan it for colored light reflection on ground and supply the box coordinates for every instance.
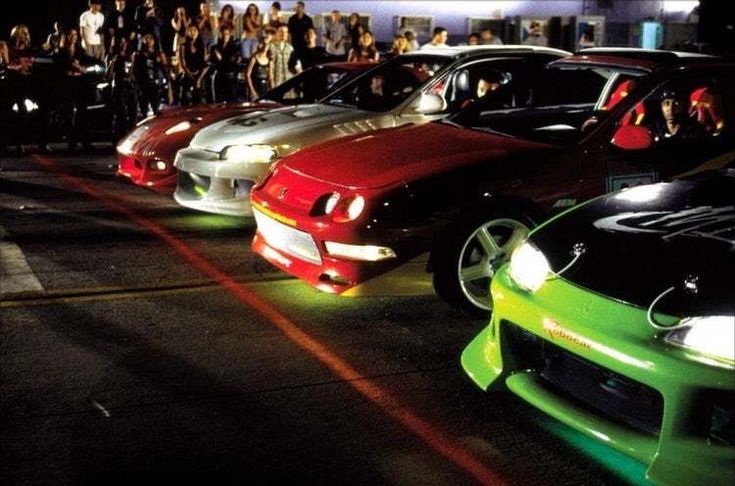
[536,416,650,485]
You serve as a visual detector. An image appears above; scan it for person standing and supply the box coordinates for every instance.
[133,33,169,116]
[80,0,105,61]
[268,25,294,86]
[421,27,449,49]
[480,27,503,45]
[106,0,135,52]
[265,2,285,30]
[323,10,346,59]
[287,1,313,58]
[55,29,89,149]
[211,26,239,102]
[196,1,215,50]
[135,0,164,50]
[290,27,325,72]
[347,30,379,63]
[346,13,363,53]
[246,41,272,99]
[44,21,63,54]
[170,5,191,54]
[241,3,261,60]
[178,25,208,105]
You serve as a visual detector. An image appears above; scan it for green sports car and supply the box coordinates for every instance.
[462,170,734,485]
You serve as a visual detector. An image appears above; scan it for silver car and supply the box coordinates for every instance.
[174,46,569,216]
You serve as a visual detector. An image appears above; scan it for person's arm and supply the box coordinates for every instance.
[171,15,180,31]
[268,61,274,89]
[80,14,90,47]
[372,49,379,63]
[245,55,257,96]
[347,48,355,63]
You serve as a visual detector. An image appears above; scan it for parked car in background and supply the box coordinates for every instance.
[173,45,570,216]
[116,63,369,193]
[462,170,735,485]
[250,49,735,315]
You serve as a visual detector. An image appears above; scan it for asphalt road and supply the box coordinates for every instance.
[0,152,645,485]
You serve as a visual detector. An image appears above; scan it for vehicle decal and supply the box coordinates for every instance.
[605,172,656,192]
[542,319,592,350]
[593,205,735,244]
[552,198,577,208]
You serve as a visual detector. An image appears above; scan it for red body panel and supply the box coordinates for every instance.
[251,122,546,293]
[117,102,280,193]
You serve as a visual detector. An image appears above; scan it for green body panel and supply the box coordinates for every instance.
[461,267,735,485]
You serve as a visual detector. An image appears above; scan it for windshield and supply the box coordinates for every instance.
[448,65,648,145]
[262,66,363,105]
[321,55,452,112]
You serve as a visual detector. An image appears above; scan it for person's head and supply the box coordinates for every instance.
[53,21,61,33]
[405,30,414,42]
[255,40,269,55]
[275,25,288,42]
[476,70,506,98]
[263,26,276,43]
[359,30,374,48]
[220,26,232,42]
[142,33,156,50]
[432,27,448,45]
[348,13,359,27]
[62,29,79,49]
[199,1,211,16]
[246,3,259,17]
[220,4,234,20]
[10,25,31,48]
[115,35,129,53]
[186,24,199,40]
[295,1,305,15]
[89,0,102,13]
[480,28,493,42]
[392,34,408,54]
[175,5,186,17]
[271,2,282,15]
[145,0,154,7]
[115,0,126,11]
[659,89,686,125]
[330,10,341,23]
[305,27,317,46]
[468,33,480,45]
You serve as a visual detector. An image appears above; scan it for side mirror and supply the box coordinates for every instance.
[611,124,653,151]
[415,93,447,115]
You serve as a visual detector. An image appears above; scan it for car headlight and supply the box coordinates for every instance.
[665,315,735,366]
[220,144,277,163]
[331,195,365,223]
[508,241,550,292]
[324,241,396,261]
[164,121,191,135]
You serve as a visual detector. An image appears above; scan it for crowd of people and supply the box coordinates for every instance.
[0,0,507,149]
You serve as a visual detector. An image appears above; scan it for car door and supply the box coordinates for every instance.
[579,66,735,201]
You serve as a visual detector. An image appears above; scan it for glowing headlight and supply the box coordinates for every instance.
[324,241,396,261]
[221,144,277,163]
[148,160,167,171]
[331,195,365,223]
[665,315,735,366]
[508,241,551,292]
[324,193,340,214]
[164,121,191,135]
[24,99,39,112]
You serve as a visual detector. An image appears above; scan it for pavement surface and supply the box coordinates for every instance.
[0,151,646,485]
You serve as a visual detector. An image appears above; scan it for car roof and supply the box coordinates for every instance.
[551,48,731,72]
[402,44,571,59]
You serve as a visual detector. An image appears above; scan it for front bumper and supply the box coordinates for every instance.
[251,204,396,293]
[117,152,177,193]
[462,268,735,485]
[173,147,272,216]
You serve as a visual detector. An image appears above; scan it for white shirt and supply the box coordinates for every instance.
[80,10,105,46]
[420,42,448,50]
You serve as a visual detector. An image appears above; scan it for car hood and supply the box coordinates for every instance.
[282,122,548,189]
[531,172,735,316]
[189,104,365,153]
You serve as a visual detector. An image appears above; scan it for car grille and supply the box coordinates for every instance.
[254,208,322,265]
[502,321,665,436]
[178,171,210,197]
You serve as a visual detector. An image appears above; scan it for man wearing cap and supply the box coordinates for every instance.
[80,0,105,60]
[653,88,706,142]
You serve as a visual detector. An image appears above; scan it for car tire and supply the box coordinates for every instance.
[433,211,534,318]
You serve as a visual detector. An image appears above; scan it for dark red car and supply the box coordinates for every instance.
[116,63,368,193]
[251,49,735,315]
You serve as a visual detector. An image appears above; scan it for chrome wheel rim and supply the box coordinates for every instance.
[457,218,530,312]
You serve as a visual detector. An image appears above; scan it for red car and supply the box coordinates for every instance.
[116,63,368,193]
[251,50,735,315]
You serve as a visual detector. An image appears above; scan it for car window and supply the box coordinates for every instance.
[531,66,613,107]
[425,59,531,113]
[322,55,451,112]
[619,70,733,144]
[266,68,354,105]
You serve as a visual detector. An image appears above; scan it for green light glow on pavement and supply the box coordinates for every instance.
[537,416,650,485]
